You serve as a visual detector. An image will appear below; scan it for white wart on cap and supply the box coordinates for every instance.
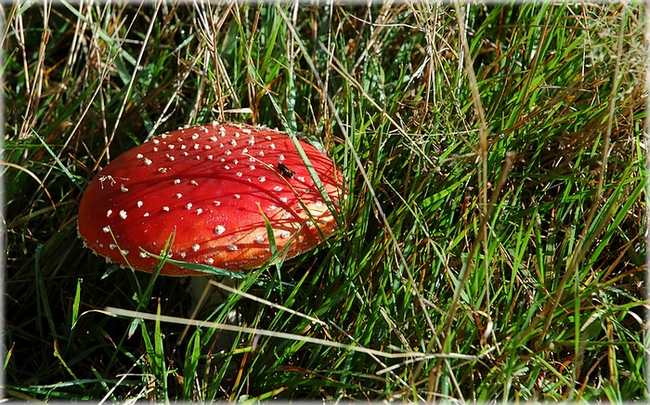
[77,122,343,276]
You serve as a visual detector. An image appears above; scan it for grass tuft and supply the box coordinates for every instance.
[3,2,646,401]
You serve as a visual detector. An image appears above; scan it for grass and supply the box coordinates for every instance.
[3,1,647,402]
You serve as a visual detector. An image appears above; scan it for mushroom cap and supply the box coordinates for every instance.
[78,122,343,276]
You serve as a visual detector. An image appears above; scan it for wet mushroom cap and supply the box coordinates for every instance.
[77,122,343,276]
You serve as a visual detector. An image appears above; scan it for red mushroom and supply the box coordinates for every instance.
[78,122,343,276]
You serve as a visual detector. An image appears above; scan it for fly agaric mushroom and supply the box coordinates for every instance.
[78,122,343,276]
